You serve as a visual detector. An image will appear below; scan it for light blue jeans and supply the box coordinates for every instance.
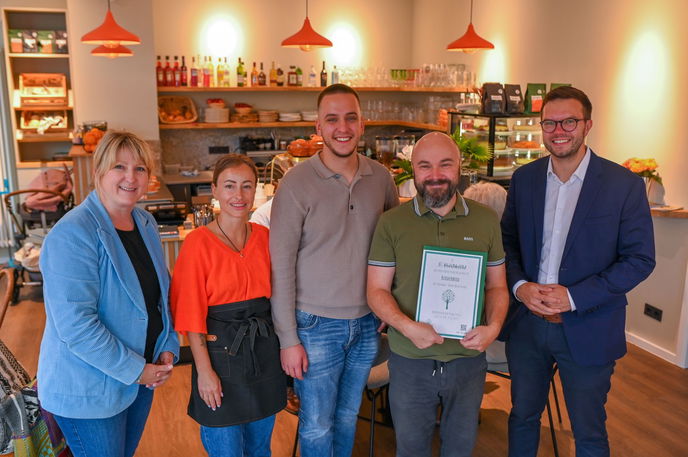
[53,385,154,457]
[294,310,379,457]
[200,414,276,457]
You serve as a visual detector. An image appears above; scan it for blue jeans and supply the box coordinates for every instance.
[53,385,154,457]
[295,310,379,457]
[200,414,275,457]
[506,312,615,457]
[388,352,487,457]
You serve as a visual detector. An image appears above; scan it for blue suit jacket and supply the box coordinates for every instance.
[501,151,655,366]
[38,191,179,418]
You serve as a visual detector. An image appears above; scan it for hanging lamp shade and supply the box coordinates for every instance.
[81,3,140,48]
[446,0,494,54]
[281,1,332,51]
[91,44,133,58]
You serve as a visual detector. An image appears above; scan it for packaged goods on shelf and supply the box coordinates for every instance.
[19,73,67,106]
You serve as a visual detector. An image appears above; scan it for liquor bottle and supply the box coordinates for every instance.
[251,62,259,86]
[276,63,284,86]
[331,65,339,84]
[204,56,214,87]
[288,66,297,86]
[308,65,317,87]
[190,56,199,87]
[223,57,231,86]
[197,55,205,87]
[164,56,173,86]
[156,55,164,87]
[173,56,181,87]
[320,61,327,87]
[216,57,226,87]
[269,61,277,86]
[258,62,267,86]
[296,66,304,86]
[180,56,188,86]
[237,58,245,87]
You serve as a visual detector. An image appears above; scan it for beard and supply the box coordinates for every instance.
[415,177,459,209]
[322,137,356,158]
[544,134,585,159]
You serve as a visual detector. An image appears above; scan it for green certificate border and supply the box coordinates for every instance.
[414,245,488,339]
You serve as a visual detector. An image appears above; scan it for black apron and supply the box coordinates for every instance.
[188,297,286,427]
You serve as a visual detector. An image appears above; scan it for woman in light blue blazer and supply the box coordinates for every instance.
[37,131,179,457]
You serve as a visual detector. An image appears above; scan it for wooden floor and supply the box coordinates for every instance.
[2,289,687,457]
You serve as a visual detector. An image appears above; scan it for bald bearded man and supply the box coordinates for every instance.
[367,132,509,457]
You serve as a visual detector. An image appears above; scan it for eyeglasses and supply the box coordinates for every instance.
[540,118,587,133]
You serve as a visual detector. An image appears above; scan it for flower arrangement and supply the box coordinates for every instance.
[622,158,662,185]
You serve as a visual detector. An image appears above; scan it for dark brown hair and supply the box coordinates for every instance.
[212,154,258,185]
[317,83,360,109]
[542,86,593,119]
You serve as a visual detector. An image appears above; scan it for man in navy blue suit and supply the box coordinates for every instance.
[501,86,655,457]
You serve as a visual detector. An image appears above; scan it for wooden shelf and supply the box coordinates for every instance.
[159,120,445,131]
[157,86,470,94]
[14,105,72,111]
[17,132,71,143]
[8,53,69,58]
[16,159,72,169]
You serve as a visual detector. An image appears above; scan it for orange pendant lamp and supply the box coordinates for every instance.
[282,0,332,52]
[447,0,494,54]
[91,44,133,58]
[81,0,140,58]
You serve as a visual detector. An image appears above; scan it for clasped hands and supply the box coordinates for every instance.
[516,282,571,315]
[401,320,500,353]
[137,351,174,389]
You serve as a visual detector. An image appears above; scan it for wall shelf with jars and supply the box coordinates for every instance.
[2,8,73,167]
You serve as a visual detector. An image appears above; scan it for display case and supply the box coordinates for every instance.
[449,111,547,179]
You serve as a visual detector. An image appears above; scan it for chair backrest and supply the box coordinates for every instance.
[372,333,391,368]
[0,269,14,331]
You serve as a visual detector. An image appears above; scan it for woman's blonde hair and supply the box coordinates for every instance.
[93,131,154,192]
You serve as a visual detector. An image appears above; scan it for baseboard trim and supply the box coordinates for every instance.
[626,331,684,368]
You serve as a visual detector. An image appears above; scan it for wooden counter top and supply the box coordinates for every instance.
[651,208,688,219]
[161,171,213,185]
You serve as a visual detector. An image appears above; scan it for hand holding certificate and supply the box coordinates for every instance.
[415,246,487,339]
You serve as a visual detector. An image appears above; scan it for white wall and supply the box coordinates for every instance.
[66,0,159,140]
[152,0,414,74]
[411,0,688,209]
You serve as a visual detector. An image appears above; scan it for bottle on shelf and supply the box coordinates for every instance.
[276,63,285,87]
[269,61,277,86]
[320,61,327,87]
[251,61,259,86]
[308,65,317,87]
[190,56,199,87]
[205,56,215,87]
[288,66,297,86]
[164,56,173,86]
[197,55,205,88]
[156,55,164,87]
[223,57,231,87]
[237,58,245,87]
[258,62,267,86]
[217,57,226,87]
[331,65,339,84]
[180,56,188,87]
[173,56,181,87]
[296,66,303,86]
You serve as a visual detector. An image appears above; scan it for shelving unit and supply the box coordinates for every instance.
[2,8,74,165]
[159,120,444,131]
[157,86,470,93]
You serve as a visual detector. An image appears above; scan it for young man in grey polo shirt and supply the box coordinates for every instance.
[270,84,399,457]
[367,132,509,457]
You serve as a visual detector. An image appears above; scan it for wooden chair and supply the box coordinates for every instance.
[0,268,16,330]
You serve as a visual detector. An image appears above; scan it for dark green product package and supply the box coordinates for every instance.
[525,83,546,114]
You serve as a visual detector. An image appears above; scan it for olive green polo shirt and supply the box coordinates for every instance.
[368,193,505,361]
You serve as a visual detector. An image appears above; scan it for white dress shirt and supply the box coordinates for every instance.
[514,148,591,311]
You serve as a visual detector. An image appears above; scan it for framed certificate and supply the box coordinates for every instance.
[414,246,487,339]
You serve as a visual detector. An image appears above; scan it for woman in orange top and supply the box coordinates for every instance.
[171,154,285,457]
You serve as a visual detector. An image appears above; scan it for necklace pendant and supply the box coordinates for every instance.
[239,251,244,258]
